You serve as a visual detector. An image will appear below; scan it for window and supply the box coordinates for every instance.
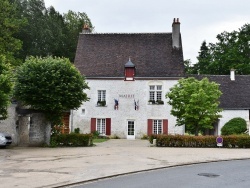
[97,119,106,135]
[149,85,162,101]
[91,118,111,135]
[98,90,106,101]
[148,119,168,135]
[153,120,162,134]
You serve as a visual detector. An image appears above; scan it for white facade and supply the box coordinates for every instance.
[72,79,185,139]
[217,110,250,135]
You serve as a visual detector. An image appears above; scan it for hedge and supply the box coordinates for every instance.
[149,134,250,148]
[50,133,93,147]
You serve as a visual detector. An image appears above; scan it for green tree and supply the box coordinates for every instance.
[166,77,222,136]
[63,10,94,62]
[14,0,94,62]
[192,41,212,74]
[14,56,89,124]
[194,24,250,75]
[0,0,25,66]
[0,56,13,120]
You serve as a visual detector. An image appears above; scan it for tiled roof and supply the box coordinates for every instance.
[74,33,185,78]
[195,75,250,109]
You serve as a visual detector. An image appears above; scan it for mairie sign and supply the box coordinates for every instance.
[119,94,135,98]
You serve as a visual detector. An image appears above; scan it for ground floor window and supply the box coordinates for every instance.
[97,118,106,135]
[91,118,111,135]
[153,120,162,134]
[148,119,167,135]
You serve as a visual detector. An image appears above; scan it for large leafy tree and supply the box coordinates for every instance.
[192,24,250,75]
[0,0,25,66]
[166,77,222,136]
[14,56,89,124]
[63,10,93,62]
[0,56,13,120]
[14,0,93,62]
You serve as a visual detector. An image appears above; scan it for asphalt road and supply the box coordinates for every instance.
[70,159,250,188]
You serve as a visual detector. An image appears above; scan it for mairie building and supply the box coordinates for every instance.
[72,18,185,139]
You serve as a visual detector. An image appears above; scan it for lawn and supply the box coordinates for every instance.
[93,138,109,143]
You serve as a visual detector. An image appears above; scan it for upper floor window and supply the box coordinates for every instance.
[98,90,106,101]
[149,85,162,101]
[97,90,106,106]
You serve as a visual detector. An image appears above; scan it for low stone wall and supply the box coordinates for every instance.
[0,104,18,145]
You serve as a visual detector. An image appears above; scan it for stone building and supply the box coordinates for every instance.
[72,18,185,139]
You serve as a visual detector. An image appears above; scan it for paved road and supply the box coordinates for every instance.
[71,159,250,188]
[1,139,250,188]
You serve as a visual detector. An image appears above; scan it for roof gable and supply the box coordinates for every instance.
[74,33,185,78]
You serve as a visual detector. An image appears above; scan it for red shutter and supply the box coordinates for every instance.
[147,119,153,136]
[106,118,111,135]
[163,119,168,135]
[90,118,96,133]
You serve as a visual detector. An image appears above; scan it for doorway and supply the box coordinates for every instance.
[127,120,135,139]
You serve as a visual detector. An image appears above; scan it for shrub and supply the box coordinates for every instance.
[74,128,80,134]
[152,134,250,148]
[221,117,247,135]
[50,133,93,147]
[91,130,100,138]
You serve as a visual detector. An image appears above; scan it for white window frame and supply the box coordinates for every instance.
[149,85,162,101]
[96,118,106,135]
[98,90,106,101]
[153,120,162,134]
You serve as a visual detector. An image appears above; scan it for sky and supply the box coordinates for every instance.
[44,0,250,64]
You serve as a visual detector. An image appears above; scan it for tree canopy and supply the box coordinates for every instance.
[189,24,250,75]
[13,0,94,62]
[0,0,25,67]
[0,56,13,120]
[14,56,89,124]
[166,77,222,136]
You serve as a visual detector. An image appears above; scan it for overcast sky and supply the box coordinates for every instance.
[44,0,250,63]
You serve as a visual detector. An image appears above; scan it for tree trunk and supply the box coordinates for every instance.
[195,126,199,136]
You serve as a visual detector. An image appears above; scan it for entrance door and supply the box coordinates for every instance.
[127,120,135,139]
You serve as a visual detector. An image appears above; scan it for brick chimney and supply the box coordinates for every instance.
[230,69,235,81]
[172,18,181,49]
[82,24,91,33]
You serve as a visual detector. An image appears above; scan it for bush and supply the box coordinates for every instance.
[221,117,247,135]
[152,134,250,148]
[50,133,93,147]
[74,128,80,134]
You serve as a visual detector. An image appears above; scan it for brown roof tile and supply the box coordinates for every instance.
[74,33,185,77]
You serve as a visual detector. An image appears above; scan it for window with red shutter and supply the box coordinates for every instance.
[163,119,168,134]
[147,119,153,136]
[90,118,96,133]
[106,118,111,135]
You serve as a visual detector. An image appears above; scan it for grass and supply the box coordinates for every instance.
[93,138,109,143]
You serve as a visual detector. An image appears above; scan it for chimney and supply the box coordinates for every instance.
[230,69,235,81]
[82,24,91,33]
[172,18,181,49]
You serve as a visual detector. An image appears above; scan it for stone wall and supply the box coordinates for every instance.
[0,104,18,145]
[0,104,51,146]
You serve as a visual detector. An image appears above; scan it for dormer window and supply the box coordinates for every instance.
[124,58,135,81]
